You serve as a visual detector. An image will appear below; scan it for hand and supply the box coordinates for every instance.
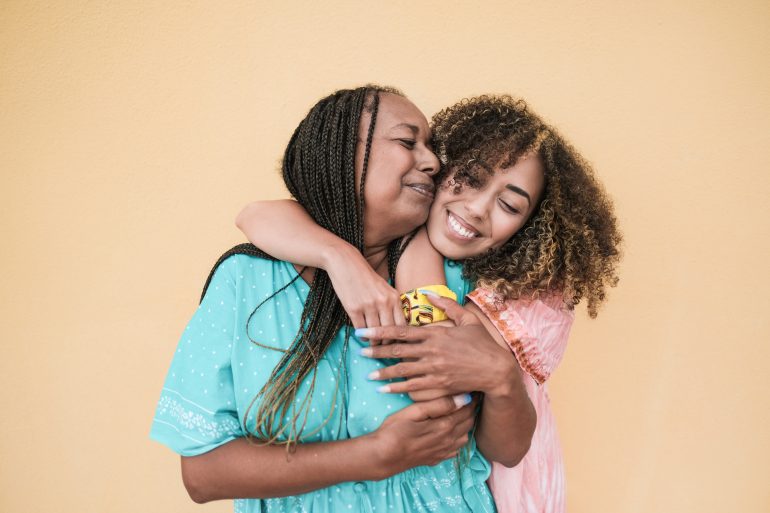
[358,295,519,398]
[322,243,406,331]
[369,394,477,478]
[402,320,454,400]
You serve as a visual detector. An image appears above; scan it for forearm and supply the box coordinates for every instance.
[181,435,384,503]
[474,374,536,467]
[465,302,537,467]
[235,200,356,270]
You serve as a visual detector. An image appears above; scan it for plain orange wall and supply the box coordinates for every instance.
[2,1,769,512]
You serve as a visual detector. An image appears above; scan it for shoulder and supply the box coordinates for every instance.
[467,288,573,384]
[200,244,287,302]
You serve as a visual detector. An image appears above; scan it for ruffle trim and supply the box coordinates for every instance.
[466,289,573,385]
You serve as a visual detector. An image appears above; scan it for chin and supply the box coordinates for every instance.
[426,230,474,261]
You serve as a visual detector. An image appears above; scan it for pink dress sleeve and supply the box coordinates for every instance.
[466,288,574,513]
[466,288,574,385]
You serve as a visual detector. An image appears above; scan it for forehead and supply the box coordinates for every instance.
[490,157,546,201]
[375,93,429,132]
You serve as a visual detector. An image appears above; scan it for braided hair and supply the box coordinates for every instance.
[201,85,406,448]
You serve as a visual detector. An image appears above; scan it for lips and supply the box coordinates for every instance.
[406,182,435,199]
[446,212,479,239]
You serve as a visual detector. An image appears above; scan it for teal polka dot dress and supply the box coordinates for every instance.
[150,254,496,513]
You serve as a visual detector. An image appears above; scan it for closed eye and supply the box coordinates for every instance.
[398,139,416,149]
[498,199,520,214]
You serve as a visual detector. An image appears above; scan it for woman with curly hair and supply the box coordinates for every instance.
[237,94,622,512]
[152,86,535,513]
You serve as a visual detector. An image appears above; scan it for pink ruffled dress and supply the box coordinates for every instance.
[467,289,574,513]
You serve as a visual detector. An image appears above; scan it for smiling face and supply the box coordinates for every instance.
[425,154,546,260]
[357,93,440,248]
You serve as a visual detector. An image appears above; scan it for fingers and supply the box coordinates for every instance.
[382,306,407,345]
[378,307,398,345]
[397,394,472,421]
[394,303,407,326]
[359,341,425,360]
[349,311,367,330]
[408,388,451,402]
[423,293,480,326]
[377,376,433,395]
[368,361,428,382]
[450,406,476,437]
[363,308,380,331]
[355,294,406,345]
[355,325,426,343]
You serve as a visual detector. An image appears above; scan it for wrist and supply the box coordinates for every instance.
[485,352,524,399]
[319,239,359,272]
[359,432,396,481]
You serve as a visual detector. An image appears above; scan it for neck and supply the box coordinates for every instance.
[363,244,390,280]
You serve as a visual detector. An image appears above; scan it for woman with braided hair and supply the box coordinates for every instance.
[237,94,622,512]
[151,86,535,512]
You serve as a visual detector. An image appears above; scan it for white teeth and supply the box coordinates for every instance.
[448,214,477,239]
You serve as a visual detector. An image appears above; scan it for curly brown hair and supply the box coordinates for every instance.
[431,95,622,317]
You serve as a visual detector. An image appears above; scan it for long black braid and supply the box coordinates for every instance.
[199,85,409,448]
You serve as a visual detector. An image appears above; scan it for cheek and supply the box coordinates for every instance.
[491,215,525,247]
[429,195,444,217]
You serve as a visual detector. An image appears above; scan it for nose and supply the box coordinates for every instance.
[463,191,489,221]
[417,146,441,177]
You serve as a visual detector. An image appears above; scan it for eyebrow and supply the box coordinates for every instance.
[505,184,531,206]
[391,123,419,134]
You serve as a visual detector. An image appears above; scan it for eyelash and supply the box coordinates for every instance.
[498,199,520,214]
[398,139,416,149]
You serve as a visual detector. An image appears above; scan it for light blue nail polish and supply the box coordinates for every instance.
[377,385,390,393]
[355,328,373,338]
[418,289,439,297]
[461,393,472,405]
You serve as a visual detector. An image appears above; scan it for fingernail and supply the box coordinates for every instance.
[368,370,380,380]
[418,289,439,298]
[452,393,472,408]
[359,347,373,357]
[377,385,391,393]
[355,328,374,338]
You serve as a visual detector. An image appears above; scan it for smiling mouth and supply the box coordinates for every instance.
[447,212,479,239]
[406,183,435,199]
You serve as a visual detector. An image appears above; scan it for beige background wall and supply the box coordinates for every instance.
[2,1,769,512]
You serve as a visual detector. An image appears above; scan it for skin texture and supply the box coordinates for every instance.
[426,155,545,260]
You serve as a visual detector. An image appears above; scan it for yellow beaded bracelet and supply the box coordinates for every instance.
[400,285,457,326]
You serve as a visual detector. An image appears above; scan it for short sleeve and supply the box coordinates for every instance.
[467,289,574,385]
[150,257,244,456]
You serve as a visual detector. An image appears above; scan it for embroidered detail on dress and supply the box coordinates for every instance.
[411,466,457,491]
[467,289,550,384]
[155,393,240,441]
[413,495,466,512]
